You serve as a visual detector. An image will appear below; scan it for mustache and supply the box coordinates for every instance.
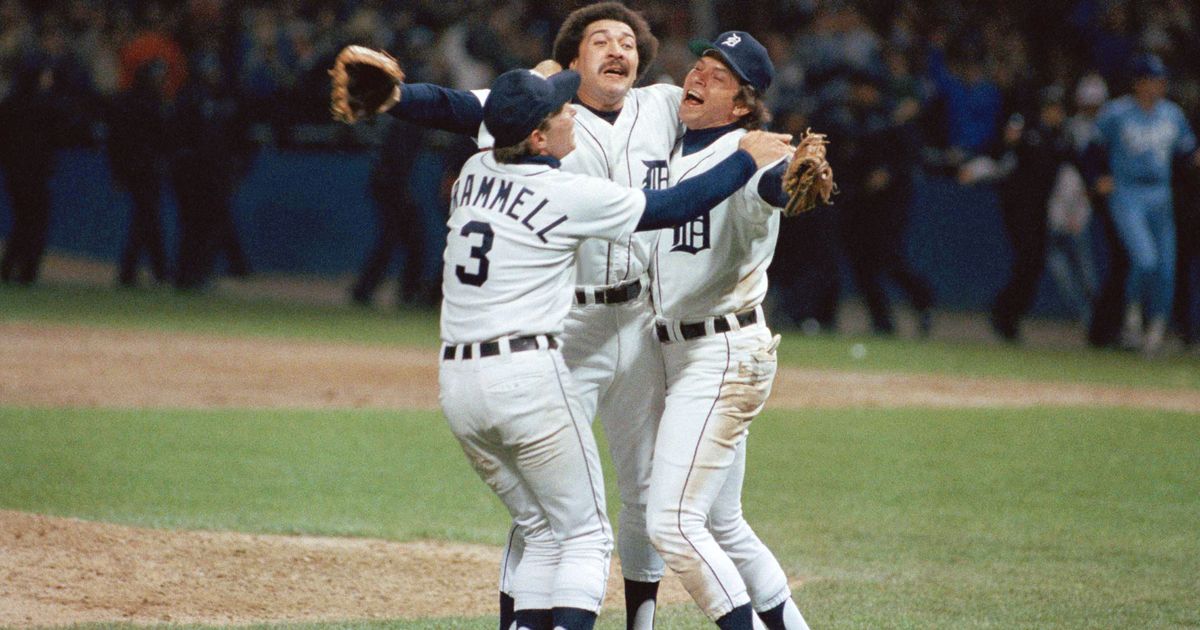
[600,60,630,74]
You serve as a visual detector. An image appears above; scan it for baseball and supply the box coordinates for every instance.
[850,342,867,360]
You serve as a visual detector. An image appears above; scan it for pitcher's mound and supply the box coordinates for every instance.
[0,511,710,628]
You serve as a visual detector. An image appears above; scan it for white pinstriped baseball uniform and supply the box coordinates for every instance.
[440,149,652,613]
[645,127,801,624]
[472,83,685,590]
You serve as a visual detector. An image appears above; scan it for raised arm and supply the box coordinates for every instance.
[389,83,485,137]
[389,60,563,137]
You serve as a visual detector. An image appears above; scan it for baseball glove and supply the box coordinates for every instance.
[781,129,836,216]
[329,45,405,124]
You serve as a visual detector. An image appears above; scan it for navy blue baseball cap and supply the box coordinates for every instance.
[484,69,581,148]
[1129,53,1167,79]
[688,31,775,92]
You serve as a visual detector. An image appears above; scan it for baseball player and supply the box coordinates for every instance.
[438,68,791,630]
[372,5,684,628]
[644,32,813,630]
[1091,53,1199,354]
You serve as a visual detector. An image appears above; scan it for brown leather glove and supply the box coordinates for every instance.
[781,129,836,216]
[329,45,405,124]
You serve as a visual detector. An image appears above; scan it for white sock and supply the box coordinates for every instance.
[631,599,656,630]
[782,600,811,630]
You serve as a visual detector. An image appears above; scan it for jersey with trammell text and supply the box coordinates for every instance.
[651,128,784,322]
[472,83,683,288]
[440,151,647,344]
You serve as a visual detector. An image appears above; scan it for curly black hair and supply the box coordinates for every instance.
[552,2,658,80]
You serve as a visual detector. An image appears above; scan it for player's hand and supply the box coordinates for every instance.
[738,131,793,168]
[1094,175,1114,196]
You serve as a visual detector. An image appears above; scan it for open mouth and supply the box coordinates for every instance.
[684,89,705,105]
[601,63,629,79]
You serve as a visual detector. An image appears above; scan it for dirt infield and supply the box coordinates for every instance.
[1,320,1196,628]
[0,510,706,628]
[3,322,1198,413]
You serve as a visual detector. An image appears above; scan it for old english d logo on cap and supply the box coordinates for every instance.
[689,31,774,92]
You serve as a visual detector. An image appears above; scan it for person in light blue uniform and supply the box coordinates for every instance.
[1093,53,1200,353]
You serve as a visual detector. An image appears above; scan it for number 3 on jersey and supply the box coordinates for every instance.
[455,220,493,286]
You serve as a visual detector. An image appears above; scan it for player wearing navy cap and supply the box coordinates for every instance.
[378,5,688,628]
[645,31,812,630]
[438,67,791,630]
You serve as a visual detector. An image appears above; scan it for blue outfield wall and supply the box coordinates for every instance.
[1,148,1099,316]
[0,148,384,277]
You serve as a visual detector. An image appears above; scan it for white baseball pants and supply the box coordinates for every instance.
[502,286,667,591]
[646,324,792,621]
[439,342,612,612]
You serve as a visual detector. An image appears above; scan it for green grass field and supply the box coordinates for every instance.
[3,282,1198,388]
[2,283,1198,629]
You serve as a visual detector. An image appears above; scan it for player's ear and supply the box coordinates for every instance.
[529,128,549,153]
[732,104,750,118]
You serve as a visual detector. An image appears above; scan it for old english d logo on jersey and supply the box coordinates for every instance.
[671,211,710,254]
[642,160,669,190]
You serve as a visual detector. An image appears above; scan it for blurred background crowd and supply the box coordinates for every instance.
[1,0,1198,355]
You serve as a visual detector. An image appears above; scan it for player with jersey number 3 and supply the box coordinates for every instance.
[437,66,792,630]
[329,11,689,622]
[349,8,691,626]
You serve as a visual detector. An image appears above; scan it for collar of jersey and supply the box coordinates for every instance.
[681,122,740,156]
[511,154,562,169]
[572,97,622,124]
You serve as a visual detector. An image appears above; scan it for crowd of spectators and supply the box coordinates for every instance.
[1,0,1198,353]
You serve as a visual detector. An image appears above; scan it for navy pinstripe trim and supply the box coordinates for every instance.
[678,152,716,181]
[674,333,738,608]
[622,93,641,282]
[549,353,610,609]
[653,231,664,312]
[575,117,610,178]
[624,91,639,187]
[500,523,520,593]
[605,244,613,286]
[574,118,614,287]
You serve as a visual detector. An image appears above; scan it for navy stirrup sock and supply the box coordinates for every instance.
[553,606,598,630]
[716,603,754,630]
[499,592,515,630]
[624,579,660,630]
[757,600,787,629]
[514,608,552,630]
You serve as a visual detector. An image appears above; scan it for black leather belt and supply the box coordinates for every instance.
[575,278,642,305]
[442,335,557,360]
[656,309,759,343]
